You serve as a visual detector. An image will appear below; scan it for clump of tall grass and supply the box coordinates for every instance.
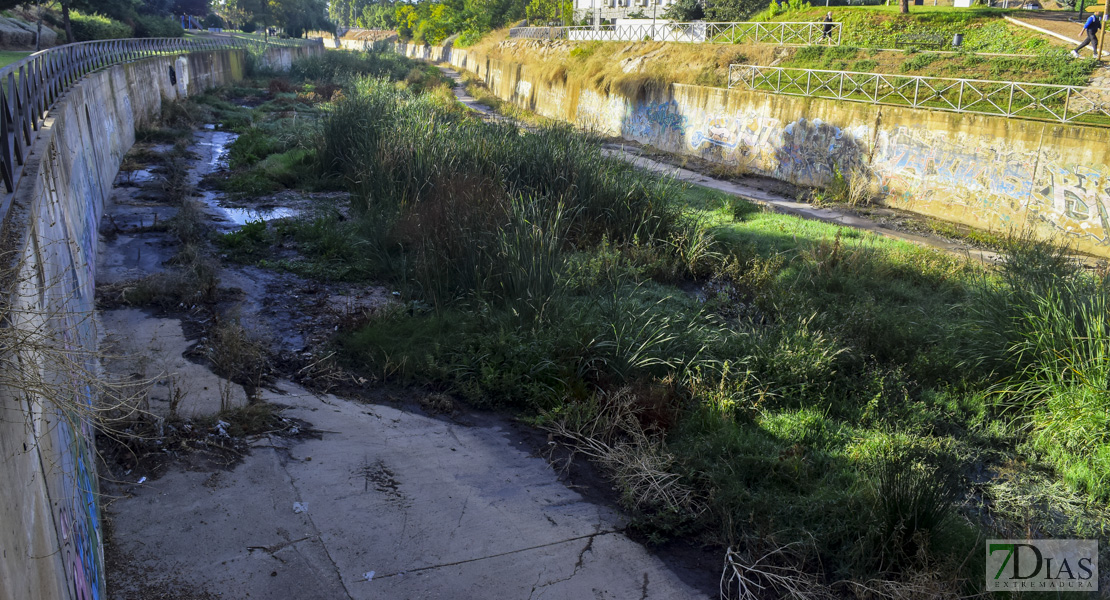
[968,235,1110,500]
[289,49,445,89]
[867,449,961,570]
[316,76,682,308]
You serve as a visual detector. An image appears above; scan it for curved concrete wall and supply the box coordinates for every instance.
[396,41,1110,257]
[0,43,318,600]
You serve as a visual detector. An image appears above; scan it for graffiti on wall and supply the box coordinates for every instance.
[1030,165,1110,241]
[775,117,871,187]
[689,113,741,151]
[515,79,532,100]
[675,107,870,187]
[56,415,103,600]
[623,100,688,139]
[38,137,105,600]
[538,85,566,115]
[873,127,1035,201]
[873,126,1110,245]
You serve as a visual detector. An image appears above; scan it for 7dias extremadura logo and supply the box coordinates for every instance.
[987,540,1098,591]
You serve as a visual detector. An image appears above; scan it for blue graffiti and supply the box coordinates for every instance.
[624,100,688,139]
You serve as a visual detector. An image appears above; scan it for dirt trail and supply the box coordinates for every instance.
[98,126,717,598]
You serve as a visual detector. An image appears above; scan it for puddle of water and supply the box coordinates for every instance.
[196,129,238,172]
[223,205,298,225]
[197,190,298,227]
[192,128,300,228]
[117,168,158,185]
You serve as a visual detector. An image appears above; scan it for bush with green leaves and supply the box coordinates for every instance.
[662,0,705,21]
[71,10,130,41]
[133,15,184,38]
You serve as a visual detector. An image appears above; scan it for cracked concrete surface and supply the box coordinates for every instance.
[105,381,710,599]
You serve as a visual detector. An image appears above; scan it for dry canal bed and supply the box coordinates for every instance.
[96,121,717,599]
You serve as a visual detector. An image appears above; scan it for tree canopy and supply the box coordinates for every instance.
[328,0,533,44]
[211,0,330,35]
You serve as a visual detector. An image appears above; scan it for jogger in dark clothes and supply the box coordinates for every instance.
[820,12,834,43]
[1072,12,1102,58]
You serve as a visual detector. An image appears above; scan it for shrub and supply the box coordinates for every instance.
[71,11,130,41]
[133,15,183,38]
[867,448,960,569]
[317,75,681,307]
[968,235,1110,500]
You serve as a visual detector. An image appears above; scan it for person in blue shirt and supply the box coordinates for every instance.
[1072,12,1102,58]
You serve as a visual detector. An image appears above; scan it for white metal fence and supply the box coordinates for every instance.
[727,64,1110,125]
[509,21,842,45]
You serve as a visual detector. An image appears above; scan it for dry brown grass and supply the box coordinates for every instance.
[541,387,706,519]
[472,38,782,97]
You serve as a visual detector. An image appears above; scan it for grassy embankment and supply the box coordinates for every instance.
[192,49,1108,595]
[460,5,1093,103]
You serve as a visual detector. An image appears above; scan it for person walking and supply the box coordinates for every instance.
[820,12,835,44]
[1072,11,1102,58]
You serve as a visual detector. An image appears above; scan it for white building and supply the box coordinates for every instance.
[573,0,677,24]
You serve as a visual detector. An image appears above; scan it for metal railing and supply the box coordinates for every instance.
[0,35,320,219]
[727,64,1110,126]
[509,21,841,45]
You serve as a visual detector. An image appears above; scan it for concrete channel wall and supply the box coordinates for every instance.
[0,43,319,600]
[391,41,1110,257]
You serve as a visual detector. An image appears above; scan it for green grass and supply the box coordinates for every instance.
[207,47,1110,594]
[0,51,29,70]
[750,5,1099,89]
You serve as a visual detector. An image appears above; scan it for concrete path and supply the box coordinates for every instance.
[106,381,711,599]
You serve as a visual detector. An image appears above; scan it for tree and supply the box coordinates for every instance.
[268,0,331,37]
[899,0,908,13]
[172,0,211,15]
[663,0,704,20]
[706,0,770,22]
[358,2,397,29]
[525,0,571,24]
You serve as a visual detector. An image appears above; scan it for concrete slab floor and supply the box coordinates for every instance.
[103,380,714,599]
[99,308,249,418]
